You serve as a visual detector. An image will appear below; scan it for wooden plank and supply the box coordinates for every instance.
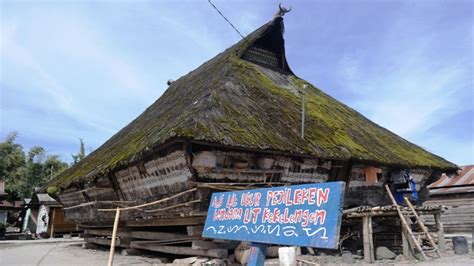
[130,231,190,240]
[345,209,443,218]
[125,216,205,227]
[63,201,97,210]
[78,223,115,228]
[132,238,199,245]
[84,237,128,248]
[187,225,204,236]
[85,229,131,237]
[85,228,195,241]
[129,243,227,258]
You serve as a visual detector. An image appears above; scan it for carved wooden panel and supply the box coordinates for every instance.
[115,151,192,201]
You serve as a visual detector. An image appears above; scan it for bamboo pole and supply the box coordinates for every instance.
[107,207,121,266]
[98,188,197,212]
[144,200,201,213]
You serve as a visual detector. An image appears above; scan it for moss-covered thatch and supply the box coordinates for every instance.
[50,18,456,189]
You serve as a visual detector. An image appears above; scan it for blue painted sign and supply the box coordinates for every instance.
[202,182,345,249]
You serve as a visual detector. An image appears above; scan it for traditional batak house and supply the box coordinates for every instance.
[46,10,456,255]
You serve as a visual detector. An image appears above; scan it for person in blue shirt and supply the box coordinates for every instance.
[395,170,419,205]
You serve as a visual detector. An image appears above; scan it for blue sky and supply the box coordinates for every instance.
[1,0,473,166]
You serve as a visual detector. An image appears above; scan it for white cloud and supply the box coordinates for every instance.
[337,21,469,139]
[0,20,116,134]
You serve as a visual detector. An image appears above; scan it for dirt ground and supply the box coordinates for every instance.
[0,239,473,266]
[0,242,166,266]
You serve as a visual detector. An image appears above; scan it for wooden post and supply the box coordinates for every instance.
[248,242,267,266]
[401,224,411,258]
[434,213,446,252]
[108,207,121,266]
[49,208,56,238]
[362,215,374,263]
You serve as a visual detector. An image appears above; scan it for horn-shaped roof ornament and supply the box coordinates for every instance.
[274,3,292,18]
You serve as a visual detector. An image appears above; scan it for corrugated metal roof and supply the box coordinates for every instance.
[429,165,474,195]
[35,193,58,204]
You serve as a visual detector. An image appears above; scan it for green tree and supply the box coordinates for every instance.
[71,138,86,164]
[44,155,68,181]
[0,132,26,190]
[0,132,69,198]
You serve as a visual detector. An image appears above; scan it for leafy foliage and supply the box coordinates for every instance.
[71,138,86,164]
[0,132,69,198]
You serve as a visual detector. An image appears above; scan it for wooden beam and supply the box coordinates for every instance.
[85,229,130,238]
[368,216,374,262]
[125,216,205,227]
[129,242,227,258]
[132,238,199,245]
[84,237,128,248]
[85,229,193,241]
[78,223,115,228]
[130,231,190,240]
[401,224,411,259]
[187,225,204,236]
[345,209,443,218]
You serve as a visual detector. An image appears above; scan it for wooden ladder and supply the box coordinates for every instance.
[385,185,442,260]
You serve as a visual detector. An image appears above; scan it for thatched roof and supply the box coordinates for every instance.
[50,17,456,189]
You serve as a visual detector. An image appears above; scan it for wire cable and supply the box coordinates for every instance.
[208,0,245,39]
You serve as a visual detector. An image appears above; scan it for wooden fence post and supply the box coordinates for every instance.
[108,207,121,266]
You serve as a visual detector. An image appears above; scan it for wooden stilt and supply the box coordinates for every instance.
[362,215,374,263]
[434,213,446,252]
[108,207,121,266]
[401,224,411,258]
